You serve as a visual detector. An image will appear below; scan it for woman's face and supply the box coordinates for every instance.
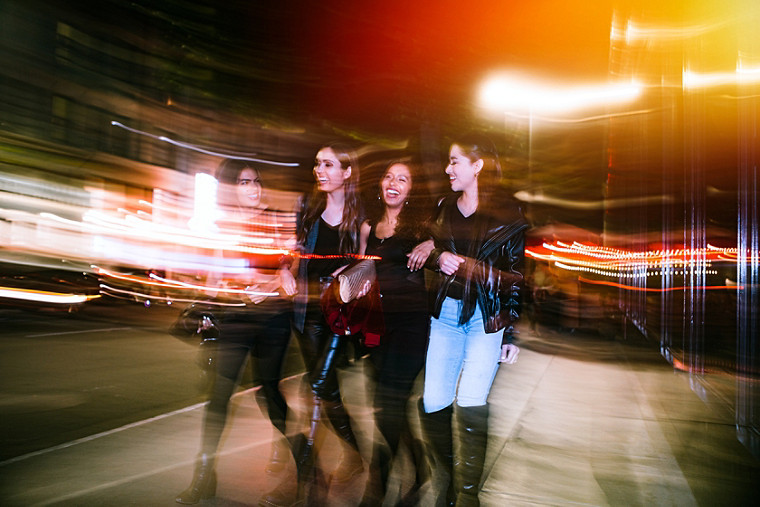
[236,167,262,208]
[445,144,481,193]
[380,163,412,210]
[313,148,351,193]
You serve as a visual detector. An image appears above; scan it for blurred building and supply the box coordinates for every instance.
[604,1,759,457]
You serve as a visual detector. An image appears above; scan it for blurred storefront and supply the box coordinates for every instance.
[604,0,759,457]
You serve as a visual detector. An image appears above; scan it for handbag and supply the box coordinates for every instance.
[337,259,376,303]
[169,301,222,375]
[168,301,221,342]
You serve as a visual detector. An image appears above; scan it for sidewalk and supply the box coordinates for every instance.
[1,325,758,506]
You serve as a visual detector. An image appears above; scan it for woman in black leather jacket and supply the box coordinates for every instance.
[419,134,528,506]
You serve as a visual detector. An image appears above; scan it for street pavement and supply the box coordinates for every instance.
[1,323,758,506]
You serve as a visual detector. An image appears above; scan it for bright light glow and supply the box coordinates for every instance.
[0,286,99,304]
[479,76,642,115]
[189,172,219,233]
[613,19,725,44]
[682,65,760,89]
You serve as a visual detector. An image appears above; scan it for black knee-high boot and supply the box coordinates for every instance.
[419,401,455,507]
[457,404,489,507]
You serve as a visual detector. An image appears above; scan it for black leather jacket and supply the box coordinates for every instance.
[426,193,528,339]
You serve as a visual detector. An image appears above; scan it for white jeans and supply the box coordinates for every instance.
[423,297,502,412]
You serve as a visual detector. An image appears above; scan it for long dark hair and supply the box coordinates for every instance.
[449,133,503,209]
[298,142,362,254]
[215,158,265,209]
[367,158,431,243]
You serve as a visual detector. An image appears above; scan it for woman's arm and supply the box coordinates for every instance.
[359,220,371,256]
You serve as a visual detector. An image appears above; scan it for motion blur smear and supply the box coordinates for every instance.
[0,0,758,505]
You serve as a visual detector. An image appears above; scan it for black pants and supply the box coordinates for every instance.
[201,303,292,455]
[365,311,429,485]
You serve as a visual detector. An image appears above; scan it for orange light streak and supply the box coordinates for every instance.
[0,286,100,304]
[578,276,740,292]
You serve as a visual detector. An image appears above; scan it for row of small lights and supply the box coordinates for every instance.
[553,261,719,277]
[529,241,735,278]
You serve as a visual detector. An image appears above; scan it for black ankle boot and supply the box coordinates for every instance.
[457,404,489,507]
[176,453,216,504]
[419,401,455,507]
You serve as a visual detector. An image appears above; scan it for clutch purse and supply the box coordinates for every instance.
[338,259,376,303]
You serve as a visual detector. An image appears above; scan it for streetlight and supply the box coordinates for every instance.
[478,75,643,116]
[477,74,644,207]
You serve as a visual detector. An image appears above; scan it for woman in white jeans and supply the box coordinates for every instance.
[416,133,528,506]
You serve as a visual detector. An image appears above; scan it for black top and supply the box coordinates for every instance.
[307,218,344,285]
[366,224,427,314]
[446,205,477,301]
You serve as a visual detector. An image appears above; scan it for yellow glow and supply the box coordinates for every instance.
[479,75,642,115]
[683,66,760,88]
[614,19,725,44]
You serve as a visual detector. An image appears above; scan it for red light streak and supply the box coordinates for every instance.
[578,276,740,292]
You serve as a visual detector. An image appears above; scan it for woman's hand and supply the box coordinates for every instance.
[437,251,465,276]
[279,268,297,296]
[499,343,520,364]
[407,239,434,271]
[244,285,269,305]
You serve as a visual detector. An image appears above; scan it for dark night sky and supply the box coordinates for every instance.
[229,0,618,136]
[59,0,619,138]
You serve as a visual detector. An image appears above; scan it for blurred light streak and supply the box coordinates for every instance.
[98,283,246,307]
[479,76,642,115]
[578,276,741,292]
[683,66,760,89]
[514,190,672,209]
[503,108,657,124]
[299,254,382,260]
[612,19,729,44]
[96,266,279,303]
[110,121,300,166]
[0,286,99,304]
[527,241,741,281]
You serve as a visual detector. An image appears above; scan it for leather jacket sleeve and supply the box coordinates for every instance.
[476,226,526,336]
[427,193,528,335]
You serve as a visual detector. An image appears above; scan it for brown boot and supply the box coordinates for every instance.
[323,399,364,484]
[258,470,303,507]
[266,437,291,475]
[330,444,364,484]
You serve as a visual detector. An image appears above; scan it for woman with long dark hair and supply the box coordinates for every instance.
[260,142,365,507]
[357,159,432,505]
[420,134,527,506]
[176,159,296,505]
